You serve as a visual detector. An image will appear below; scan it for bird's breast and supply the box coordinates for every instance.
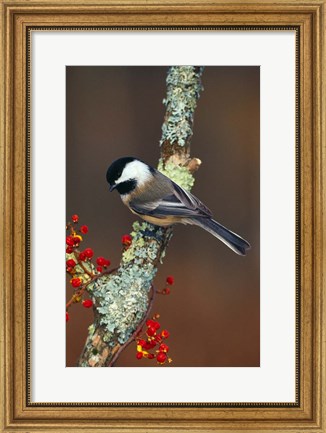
[138,214,178,226]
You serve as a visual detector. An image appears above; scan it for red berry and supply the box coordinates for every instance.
[136,352,143,360]
[122,234,132,246]
[73,236,82,245]
[146,326,156,337]
[163,287,171,295]
[166,275,174,285]
[79,252,86,261]
[138,339,146,347]
[157,351,167,364]
[71,277,82,288]
[66,236,74,246]
[161,329,170,339]
[146,319,160,330]
[159,343,169,353]
[84,248,94,259]
[66,259,76,268]
[82,299,93,308]
[147,353,155,359]
[96,266,103,273]
[66,246,73,254]
[80,225,88,234]
[144,340,156,350]
[71,214,79,223]
[96,257,110,267]
[66,312,69,322]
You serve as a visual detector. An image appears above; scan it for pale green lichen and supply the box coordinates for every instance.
[160,66,204,147]
[102,334,110,343]
[157,160,195,191]
[90,221,165,344]
[90,354,100,364]
[88,323,95,336]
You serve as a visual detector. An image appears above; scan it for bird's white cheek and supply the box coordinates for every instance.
[116,160,152,186]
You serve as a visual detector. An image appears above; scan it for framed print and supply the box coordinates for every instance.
[0,0,325,432]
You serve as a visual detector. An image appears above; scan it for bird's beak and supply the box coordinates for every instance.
[109,184,117,192]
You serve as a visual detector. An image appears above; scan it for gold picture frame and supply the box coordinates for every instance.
[1,0,325,431]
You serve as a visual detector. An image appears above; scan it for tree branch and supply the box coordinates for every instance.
[75,66,204,367]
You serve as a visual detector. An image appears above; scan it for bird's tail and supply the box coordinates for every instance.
[191,216,251,256]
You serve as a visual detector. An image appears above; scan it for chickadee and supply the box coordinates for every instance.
[106,157,250,255]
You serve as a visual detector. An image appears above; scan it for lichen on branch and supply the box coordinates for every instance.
[89,222,167,345]
[76,66,204,367]
[160,65,204,167]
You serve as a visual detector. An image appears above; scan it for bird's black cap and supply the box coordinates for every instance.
[106,157,136,185]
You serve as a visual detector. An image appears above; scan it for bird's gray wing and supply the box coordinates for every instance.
[129,181,212,218]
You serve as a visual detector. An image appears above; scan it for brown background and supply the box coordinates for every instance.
[66,66,260,367]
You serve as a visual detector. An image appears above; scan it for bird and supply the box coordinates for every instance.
[106,157,251,256]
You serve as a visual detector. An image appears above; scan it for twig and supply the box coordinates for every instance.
[78,260,95,278]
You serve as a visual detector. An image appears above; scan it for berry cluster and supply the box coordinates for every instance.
[136,315,172,365]
[66,214,112,321]
[66,214,175,367]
